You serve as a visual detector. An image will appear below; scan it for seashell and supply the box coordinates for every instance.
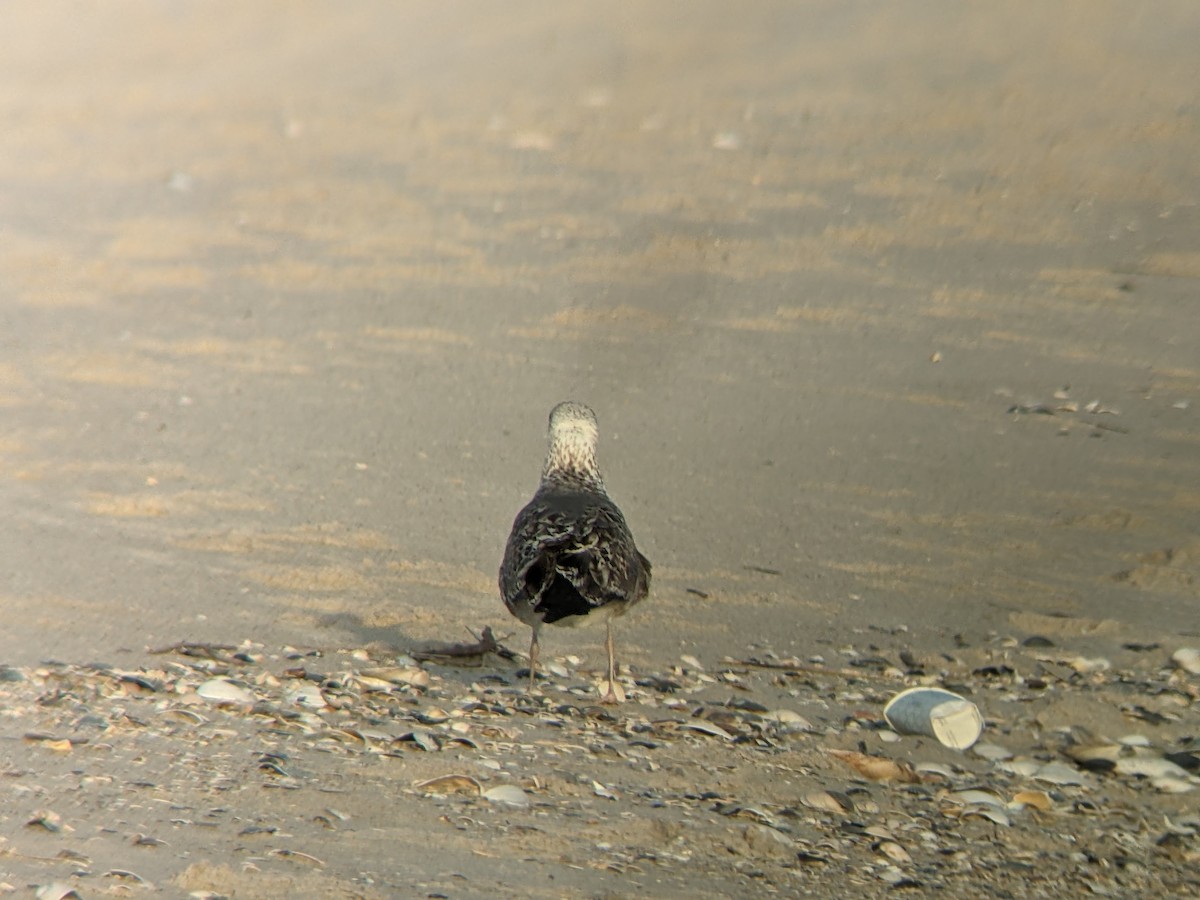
[1063,741,1120,771]
[971,742,1013,761]
[483,784,530,807]
[947,789,1006,808]
[680,721,733,740]
[998,758,1041,778]
[716,804,778,826]
[396,729,439,752]
[285,683,328,710]
[34,884,81,900]
[914,762,955,779]
[826,749,922,783]
[874,840,911,864]
[196,678,255,707]
[1150,776,1195,794]
[1165,751,1200,772]
[414,774,481,796]
[1118,734,1151,747]
[961,805,1010,827]
[1064,656,1110,674]
[1032,761,1088,785]
[1114,755,1192,779]
[801,790,852,813]
[414,708,450,725]
[1010,790,1053,811]
[358,666,429,689]
[1162,816,1197,836]
[1171,647,1200,675]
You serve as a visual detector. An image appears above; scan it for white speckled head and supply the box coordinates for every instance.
[542,401,603,487]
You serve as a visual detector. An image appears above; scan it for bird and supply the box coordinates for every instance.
[499,401,651,703]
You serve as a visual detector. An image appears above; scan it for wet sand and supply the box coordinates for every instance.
[1,2,1198,896]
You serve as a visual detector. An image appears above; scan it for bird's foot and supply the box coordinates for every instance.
[599,680,626,705]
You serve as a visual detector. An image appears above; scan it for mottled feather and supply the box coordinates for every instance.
[499,401,650,700]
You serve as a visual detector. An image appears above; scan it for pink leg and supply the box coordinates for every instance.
[600,620,620,704]
[527,628,540,692]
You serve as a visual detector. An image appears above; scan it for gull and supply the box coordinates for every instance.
[499,401,651,703]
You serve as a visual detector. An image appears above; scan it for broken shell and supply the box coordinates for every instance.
[483,784,530,807]
[1065,656,1111,674]
[680,721,733,740]
[874,840,912,864]
[947,789,1006,808]
[358,666,430,689]
[971,742,1013,762]
[1063,740,1121,770]
[913,762,956,780]
[1171,648,1200,675]
[285,683,328,709]
[801,790,852,813]
[414,774,481,796]
[1032,761,1089,786]
[414,708,450,725]
[1150,776,1195,794]
[399,729,440,752]
[196,678,255,707]
[1010,790,1053,811]
[1114,755,1192,779]
[826,749,922,783]
[883,687,983,750]
[34,884,81,900]
[1118,734,1152,747]
[961,805,1011,827]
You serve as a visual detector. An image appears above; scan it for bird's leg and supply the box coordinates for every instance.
[600,619,620,704]
[527,628,541,692]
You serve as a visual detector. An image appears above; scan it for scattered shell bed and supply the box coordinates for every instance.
[0,630,1197,897]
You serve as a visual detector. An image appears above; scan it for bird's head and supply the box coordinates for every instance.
[543,401,603,487]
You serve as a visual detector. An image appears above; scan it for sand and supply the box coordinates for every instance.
[0,2,1197,896]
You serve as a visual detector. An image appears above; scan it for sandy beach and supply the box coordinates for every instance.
[1,2,1198,896]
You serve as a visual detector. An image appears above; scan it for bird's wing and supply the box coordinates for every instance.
[501,489,649,611]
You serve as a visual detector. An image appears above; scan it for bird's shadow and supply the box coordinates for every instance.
[315,610,525,690]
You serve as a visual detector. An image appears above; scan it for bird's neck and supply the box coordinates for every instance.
[542,437,605,492]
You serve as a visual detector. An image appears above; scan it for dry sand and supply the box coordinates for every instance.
[1,2,1198,896]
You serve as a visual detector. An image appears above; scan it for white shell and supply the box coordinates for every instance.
[196,678,255,707]
[483,784,530,807]
[1171,647,1200,674]
[285,683,328,709]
